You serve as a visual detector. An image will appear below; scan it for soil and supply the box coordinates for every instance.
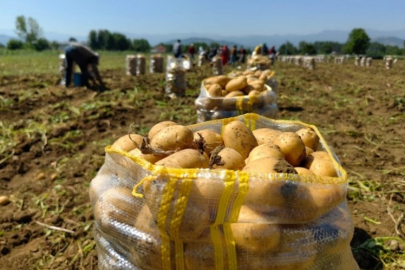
[0,60,404,270]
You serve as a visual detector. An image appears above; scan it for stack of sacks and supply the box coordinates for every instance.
[136,54,146,76]
[150,54,164,74]
[126,55,137,76]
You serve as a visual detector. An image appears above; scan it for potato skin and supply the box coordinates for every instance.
[224,90,245,98]
[232,207,281,252]
[252,128,282,145]
[150,125,194,151]
[223,121,258,159]
[245,143,284,164]
[193,129,223,156]
[243,157,296,174]
[296,127,320,151]
[274,132,306,166]
[155,149,209,169]
[128,148,164,163]
[212,147,245,170]
[225,76,248,92]
[204,75,230,88]
[148,121,177,140]
[302,152,337,177]
[207,83,223,97]
[112,133,144,152]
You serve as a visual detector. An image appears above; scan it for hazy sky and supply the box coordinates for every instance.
[2,0,404,37]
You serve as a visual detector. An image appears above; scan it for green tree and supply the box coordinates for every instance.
[88,30,98,49]
[344,28,370,54]
[97,30,111,50]
[313,41,343,54]
[113,33,131,50]
[7,39,24,50]
[366,42,385,58]
[278,41,297,55]
[33,38,50,51]
[68,37,77,42]
[132,39,151,52]
[298,41,317,55]
[15,15,42,43]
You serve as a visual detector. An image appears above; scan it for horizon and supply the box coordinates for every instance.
[2,0,405,38]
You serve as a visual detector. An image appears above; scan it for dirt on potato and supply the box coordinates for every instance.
[0,59,404,270]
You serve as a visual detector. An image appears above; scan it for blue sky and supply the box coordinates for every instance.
[2,0,405,37]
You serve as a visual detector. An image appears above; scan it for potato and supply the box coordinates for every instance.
[204,75,230,88]
[305,146,314,156]
[232,206,281,252]
[259,72,268,82]
[245,143,284,164]
[193,129,223,156]
[185,243,225,270]
[128,148,164,163]
[302,152,337,177]
[221,90,228,97]
[248,90,261,97]
[223,121,258,159]
[243,157,296,174]
[111,133,144,152]
[142,176,212,241]
[211,147,244,170]
[134,204,157,235]
[248,81,264,92]
[93,187,140,229]
[252,128,282,145]
[224,90,245,98]
[155,149,209,169]
[150,125,194,151]
[148,121,177,140]
[225,76,247,92]
[207,83,223,97]
[89,173,114,203]
[274,132,306,166]
[296,127,320,151]
[254,70,262,77]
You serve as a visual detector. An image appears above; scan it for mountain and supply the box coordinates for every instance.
[372,36,404,47]
[164,37,242,47]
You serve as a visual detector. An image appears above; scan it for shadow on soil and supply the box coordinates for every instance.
[351,227,383,270]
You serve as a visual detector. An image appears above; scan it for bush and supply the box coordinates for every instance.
[32,38,50,51]
[7,39,24,50]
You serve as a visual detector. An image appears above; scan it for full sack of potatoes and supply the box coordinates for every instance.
[165,56,188,98]
[91,113,359,270]
[247,55,271,70]
[195,75,278,122]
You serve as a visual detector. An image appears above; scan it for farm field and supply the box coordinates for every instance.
[0,52,405,270]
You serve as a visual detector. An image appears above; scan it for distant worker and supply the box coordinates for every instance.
[208,46,217,61]
[229,45,238,66]
[269,45,277,65]
[221,45,229,66]
[173,39,182,58]
[239,46,247,63]
[261,43,269,56]
[188,44,196,63]
[64,42,106,91]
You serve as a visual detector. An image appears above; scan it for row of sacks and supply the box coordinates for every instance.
[195,69,278,122]
[90,113,360,270]
[126,54,165,76]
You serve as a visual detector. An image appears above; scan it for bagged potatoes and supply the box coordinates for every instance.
[195,74,278,122]
[91,113,359,270]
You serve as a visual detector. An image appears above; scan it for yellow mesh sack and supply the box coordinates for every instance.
[90,113,359,270]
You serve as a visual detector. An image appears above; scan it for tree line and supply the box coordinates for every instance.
[278,28,404,58]
[2,18,404,58]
